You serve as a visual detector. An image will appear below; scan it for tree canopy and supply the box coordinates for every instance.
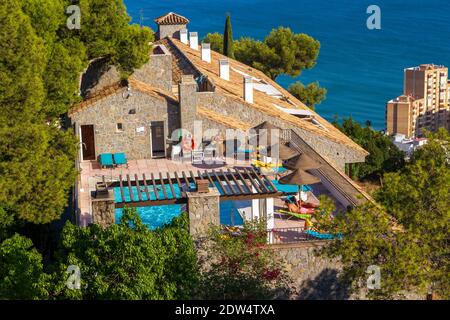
[0,0,154,225]
[203,26,320,80]
[288,81,327,110]
[0,234,50,299]
[223,15,234,58]
[315,129,450,299]
[51,210,199,300]
[333,117,405,180]
[199,219,291,299]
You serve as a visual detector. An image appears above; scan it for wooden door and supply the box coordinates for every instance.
[151,121,165,158]
[81,125,96,161]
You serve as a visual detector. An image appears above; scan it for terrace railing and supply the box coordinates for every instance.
[267,226,314,245]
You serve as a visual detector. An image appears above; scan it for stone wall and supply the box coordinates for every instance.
[132,51,173,92]
[270,242,349,299]
[71,89,180,160]
[179,75,199,135]
[80,58,120,98]
[271,242,424,300]
[187,188,220,238]
[195,92,366,169]
[91,192,115,228]
[158,24,187,40]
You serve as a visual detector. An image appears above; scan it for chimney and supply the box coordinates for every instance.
[189,32,199,50]
[244,76,253,103]
[219,59,230,81]
[201,43,211,63]
[180,29,188,44]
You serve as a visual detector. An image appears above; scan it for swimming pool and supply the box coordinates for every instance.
[114,187,244,229]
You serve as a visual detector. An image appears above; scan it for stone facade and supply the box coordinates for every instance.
[91,191,115,228]
[187,187,220,237]
[158,24,187,40]
[80,58,120,98]
[132,49,173,92]
[71,89,180,160]
[179,75,199,135]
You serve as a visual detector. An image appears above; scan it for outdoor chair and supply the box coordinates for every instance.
[99,153,114,168]
[113,153,127,167]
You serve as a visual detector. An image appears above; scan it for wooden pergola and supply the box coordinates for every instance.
[108,167,282,208]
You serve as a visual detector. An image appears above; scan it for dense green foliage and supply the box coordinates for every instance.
[223,15,234,58]
[0,234,50,299]
[203,26,320,80]
[0,210,199,300]
[202,32,224,53]
[199,219,291,299]
[315,129,450,299]
[51,210,199,300]
[333,117,405,180]
[288,81,327,109]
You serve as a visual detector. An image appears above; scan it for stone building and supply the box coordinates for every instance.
[70,12,368,171]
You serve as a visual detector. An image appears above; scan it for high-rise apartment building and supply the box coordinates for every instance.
[386,64,450,138]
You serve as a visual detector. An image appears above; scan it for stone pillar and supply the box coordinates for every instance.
[187,187,220,237]
[179,75,198,135]
[91,190,115,228]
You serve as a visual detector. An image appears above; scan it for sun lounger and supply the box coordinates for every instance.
[277,209,312,221]
[305,230,342,240]
[113,153,127,166]
[99,153,114,168]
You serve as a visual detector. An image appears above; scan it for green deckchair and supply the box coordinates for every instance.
[277,209,312,221]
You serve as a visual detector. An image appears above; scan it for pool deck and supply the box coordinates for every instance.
[78,157,251,226]
[77,157,345,243]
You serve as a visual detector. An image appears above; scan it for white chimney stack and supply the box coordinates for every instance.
[244,76,253,103]
[180,29,188,44]
[219,59,230,81]
[189,32,199,50]
[201,43,211,63]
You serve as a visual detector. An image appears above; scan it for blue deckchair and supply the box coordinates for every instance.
[113,153,127,166]
[99,153,114,168]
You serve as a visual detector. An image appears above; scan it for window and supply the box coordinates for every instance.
[116,123,124,132]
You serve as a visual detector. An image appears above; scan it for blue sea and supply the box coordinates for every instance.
[124,0,450,130]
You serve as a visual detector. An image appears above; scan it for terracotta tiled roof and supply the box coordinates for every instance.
[69,82,124,116]
[69,79,178,116]
[165,38,368,156]
[154,12,189,25]
[156,38,200,84]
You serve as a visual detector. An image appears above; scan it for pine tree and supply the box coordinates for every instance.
[223,15,234,59]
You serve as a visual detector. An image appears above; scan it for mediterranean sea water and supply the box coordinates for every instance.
[124,0,450,130]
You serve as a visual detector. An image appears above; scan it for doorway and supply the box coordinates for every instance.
[81,125,96,161]
[151,121,166,158]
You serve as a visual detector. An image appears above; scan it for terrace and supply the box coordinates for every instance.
[76,150,345,244]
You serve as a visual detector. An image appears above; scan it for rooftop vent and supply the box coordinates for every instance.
[201,43,211,63]
[180,29,188,44]
[189,32,198,50]
[244,76,253,104]
[219,59,230,81]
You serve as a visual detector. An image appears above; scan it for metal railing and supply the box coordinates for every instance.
[267,226,313,245]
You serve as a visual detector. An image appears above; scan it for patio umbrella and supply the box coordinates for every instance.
[283,153,321,171]
[264,143,299,176]
[279,169,320,204]
[252,121,281,147]
[279,169,321,185]
[267,143,299,160]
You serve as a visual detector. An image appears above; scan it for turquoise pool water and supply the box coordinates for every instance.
[115,204,183,230]
[114,186,244,229]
